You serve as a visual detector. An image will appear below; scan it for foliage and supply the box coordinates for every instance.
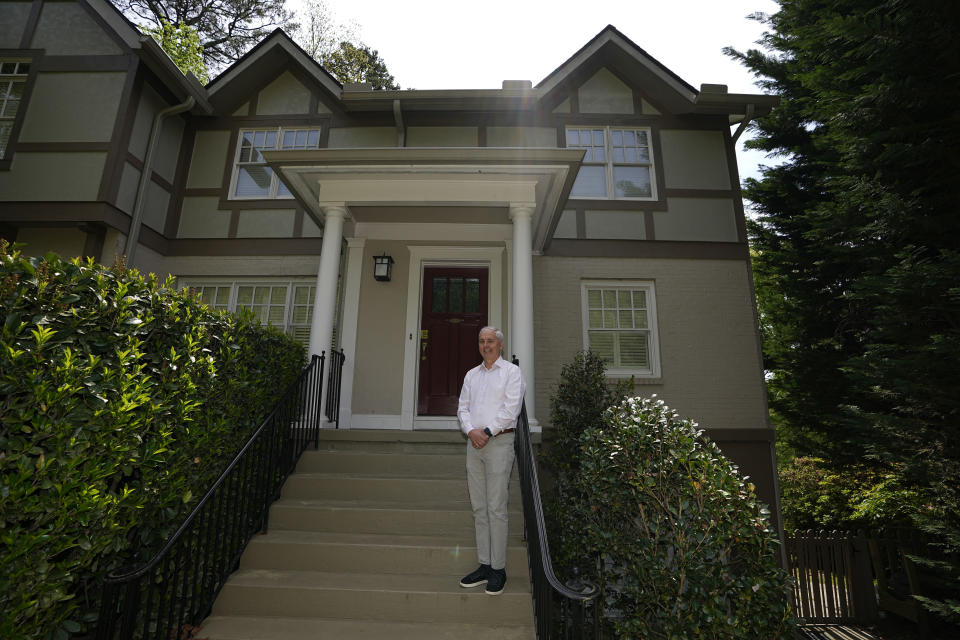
[290,0,360,61]
[0,245,305,639]
[572,396,793,639]
[727,0,960,620]
[145,19,209,84]
[778,457,919,532]
[321,41,399,90]
[544,350,630,572]
[111,0,294,68]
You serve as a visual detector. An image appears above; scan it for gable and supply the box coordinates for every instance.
[578,68,633,114]
[257,71,312,115]
[30,2,124,55]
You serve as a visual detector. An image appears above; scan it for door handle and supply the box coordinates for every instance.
[420,329,429,361]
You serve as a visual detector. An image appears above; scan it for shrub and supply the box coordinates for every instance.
[0,246,305,639]
[572,396,793,639]
[544,350,630,574]
[778,456,920,532]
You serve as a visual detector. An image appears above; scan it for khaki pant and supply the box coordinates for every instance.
[466,432,515,571]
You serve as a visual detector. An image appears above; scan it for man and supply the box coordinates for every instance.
[457,326,524,596]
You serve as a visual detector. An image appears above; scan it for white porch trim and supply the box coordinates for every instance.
[334,236,366,429]
[401,246,505,430]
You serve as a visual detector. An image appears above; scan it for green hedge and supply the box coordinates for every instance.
[0,246,305,639]
[572,396,793,639]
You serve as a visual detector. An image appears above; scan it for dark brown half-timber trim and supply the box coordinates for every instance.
[165,124,195,238]
[575,209,586,239]
[36,55,130,72]
[124,152,175,192]
[293,208,304,237]
[566,197,668,212]
[183,188,222,197]
[98,56,140,203]
[0,48,42,171]
[227,210,240,238]
[0,202,131,231]
[19,0,43,49]
[643,211,656,240]
[15,142,111,152]
[166,238,323,256]
[663,188,736,199]
[219,198,300,211]
[80,222,106,260]
[547,238,749,260]
[724,127,748,243]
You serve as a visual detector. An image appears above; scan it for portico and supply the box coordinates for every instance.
[265,147,584,430]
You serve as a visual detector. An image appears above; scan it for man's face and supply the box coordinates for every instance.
[478,329,503,364]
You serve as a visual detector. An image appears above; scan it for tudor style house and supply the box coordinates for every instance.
[0,0,781,514]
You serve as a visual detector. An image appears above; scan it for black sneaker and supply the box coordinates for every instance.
[459,564,491,588]
[485,568,506,595]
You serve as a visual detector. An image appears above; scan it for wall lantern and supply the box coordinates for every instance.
[373,253,394,282]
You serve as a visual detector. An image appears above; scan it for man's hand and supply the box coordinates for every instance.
[468,428,490,449]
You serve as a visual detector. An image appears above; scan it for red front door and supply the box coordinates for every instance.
[417,267,489,416]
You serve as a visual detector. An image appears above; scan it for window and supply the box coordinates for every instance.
[581,281,660,376]
[231,127,321,198]
[182,280,316,347]
[566,127,655,199]
[0,59,31,160]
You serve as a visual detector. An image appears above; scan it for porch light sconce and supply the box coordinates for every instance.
[373,253,394,282]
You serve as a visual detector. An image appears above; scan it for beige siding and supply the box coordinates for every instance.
[554,210,577,239]
[117,162,140,213]
[302,214,323,238]
[640,99,661,115]
[486,127,557,148]
[653,198,738,242]
[19,73,125,142]
[406,127,478,147]
[235,209,296,238]
[328,127,397,148]
[177,197,230,238]
[142,181,170,233]
[257,72,311,115]
[0,3,31,48]
[187,130,231,189]
[0,152,105,200]
[351,240,410,415]
[16,227,86,258]
[128,85,185,183]
[578,68,634,114]
[660,129,731,190]
[532,256,767,430]
[30,3,122,55]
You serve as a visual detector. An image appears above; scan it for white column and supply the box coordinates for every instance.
[509,203,537,426]
[309,204,347,422]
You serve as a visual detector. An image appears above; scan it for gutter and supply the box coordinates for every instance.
[124,95,195,265]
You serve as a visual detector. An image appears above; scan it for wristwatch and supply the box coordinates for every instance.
[483,427,493,437]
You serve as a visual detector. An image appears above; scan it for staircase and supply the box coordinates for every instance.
[199,429,535,639]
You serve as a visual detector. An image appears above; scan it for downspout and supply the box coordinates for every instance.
[124,95,195,266]
[731,103,756,144]
[393,99,405,147]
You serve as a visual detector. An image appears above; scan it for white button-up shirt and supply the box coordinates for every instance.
[457,357,525,436]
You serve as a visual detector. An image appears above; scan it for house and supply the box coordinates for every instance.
[0,0,782,525]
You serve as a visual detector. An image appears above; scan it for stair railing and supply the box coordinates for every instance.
[95,352,337,640]
[324,347,345,427]
[512,359,602,639]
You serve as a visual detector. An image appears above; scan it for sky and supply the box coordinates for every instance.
[297,0,782,186]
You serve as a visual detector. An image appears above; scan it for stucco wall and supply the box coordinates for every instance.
[0,152,106,200]
[351,240,410,415]
[30,2,122,55]
[532,255,768,431]
[19,72,125,143]
[15,227,86,258]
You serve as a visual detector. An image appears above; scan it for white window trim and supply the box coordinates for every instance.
[580,279,661,378]
[178,278,317,346]
[566,125,657,201]
[0,58,32,161]
[228,127,321,200]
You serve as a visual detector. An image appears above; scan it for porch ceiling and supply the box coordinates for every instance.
[262,147,585,252]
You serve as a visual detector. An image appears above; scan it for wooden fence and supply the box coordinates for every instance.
[785,530,877,623]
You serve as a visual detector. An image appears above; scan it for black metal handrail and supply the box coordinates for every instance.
[512,359,601,639]
[325,347,345,427]
[95,353,328,640]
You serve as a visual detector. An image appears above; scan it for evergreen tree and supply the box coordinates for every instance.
[728,0,960,622]
[321,41,399,90]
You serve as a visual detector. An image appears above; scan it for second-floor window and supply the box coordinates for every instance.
[567,126,655,200]
[1,60,31,160]
[230,127,321,198]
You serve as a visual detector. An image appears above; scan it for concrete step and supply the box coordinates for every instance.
[296,450,467,476]
[211,569,534,625]
[199,616,535,640]
[314,429,467,455]
[281,472,521,503]
[239,529,528,575]
[268,498,524,537]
